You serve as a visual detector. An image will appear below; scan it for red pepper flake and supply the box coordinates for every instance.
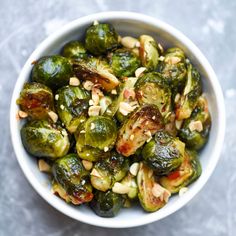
[167,171,180,180]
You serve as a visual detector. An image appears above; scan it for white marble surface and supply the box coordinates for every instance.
[0,0,236,235]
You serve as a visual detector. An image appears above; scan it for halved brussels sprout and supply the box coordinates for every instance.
[62,41,88,60]
[21,120,70,160]
[175,63,202,120]
[120,172,138,199]
[17,82,54,120]
[90,190,124,217]
[139,35,159,71]
[84,116,117,150]
[158,47,187,91]
[55,85,90,133]
[85,23,119,55]
[90,152,129,191]
[109,49,141,77]
[159,150,202,193]
[73,57,119,91]
[32,55,73,90]
[179,96,211,150]
[142,131,185,175]
[52,154,93,204]
[135,72,171,117]
[137,162,171,212]
[116,104,164,157]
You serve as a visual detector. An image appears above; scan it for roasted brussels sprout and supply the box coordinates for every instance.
[62,41,87,60]
[21,120,70,160]
[137,162,171,212]
[90,190,124,217]
[116,104,164,157]
[179,97,211,150]
[120,172,138,199]
[142,131,185,175]
[109,49,141,77]
[17,82,54,119]
[83,116,117,150]
[55,85,90,133]
[52,154,93,204]
[135,72,171,117]
[73,57,119,91]
[139,35,159,71]
[158,47,187,91]
[159,150,202,193]
[85,23,119,55]
[32,55,73,90]
[175,63,202,120]
[90,152,129,191]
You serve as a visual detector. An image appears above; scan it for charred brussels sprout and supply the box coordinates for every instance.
[109,49,141,77]
[90,152,129,191]
[139,35,159,71]
[175,63,202,120]
[62,41,87,60]
[135,72,171,117]
[73,57,119,91]
[52,154,93,204]
[21,120,70,160]
[179,97,211,150]
[32,55,73,90]
[84,116,117,150]
[85,23,119,55]
[55,85,90,133]
[116,104,164,157]
[90,190,124,217]
[17,82,54,119]
[137,163,171,212]
[142,131,185,175]
[159,150,202,193]
[158,47,187,91]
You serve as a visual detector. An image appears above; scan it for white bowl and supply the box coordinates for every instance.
[10,11,225,228]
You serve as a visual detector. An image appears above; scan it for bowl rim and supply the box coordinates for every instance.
[10,11,225,228]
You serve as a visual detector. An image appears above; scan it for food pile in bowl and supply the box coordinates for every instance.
[16,21,211,217]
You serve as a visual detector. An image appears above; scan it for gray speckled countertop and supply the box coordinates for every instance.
[0,0,236,235]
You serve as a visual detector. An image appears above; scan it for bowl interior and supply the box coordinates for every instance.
[10,12,225,228]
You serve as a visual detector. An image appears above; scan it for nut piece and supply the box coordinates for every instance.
[82,160,93,171]
[189,120,203,132]
[38,159,51,173]
[179,187,188,196]
[88,106,101,116]
[166,56,181,64]
[69,77,80,86]
[129,162,139,176]
[121,36,139,49]
[175,120,183,130]
[158,56,165,61]
[18,110,28,118]
[104,146,109,152]
[83,80,94,91]
[48,111,58,123]
[55,94,59,100]
[111,89,117,95]
[135,67,146,78]
[90,168,101,178]
[119,101,138,116]
[174,93,181,103]
[152,183,171,202]
[112,182,130,194]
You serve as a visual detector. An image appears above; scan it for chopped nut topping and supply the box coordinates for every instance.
[145,130,152,142]
[60,105,65,110]
[158,56,165,61]
[166,56,181,64]
[135,41,141,48]
[80,130,85,133]
[112,182,130,194]
[38,159,51,173]
[158,43,164,53]
[69,77,80,86]
[89,99,94,106]
[123,88,136,99]
[129,162,139,176]
[90,168,101,178]
[55,94,59,100]
[121,36,139,49]
[135,67,146,78]
[152,115,156,120]
[130,134,134,141]
[104,146,109,152]
[88,106,101,116]
[82,160,93,171]
[174,93,181,103]
[179,187,188,196]
[83,80,94,91]
[111,89,117,95]
[90,122,95,130]
[92,87,104,105]
[61,130,68,136]
[119,102,137,116]
[48,111,58,123]
[189,120,203,132]
[93,20,99,25]
[152,183,171,202]
[18,110,28,118]
[175,120,183,130]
